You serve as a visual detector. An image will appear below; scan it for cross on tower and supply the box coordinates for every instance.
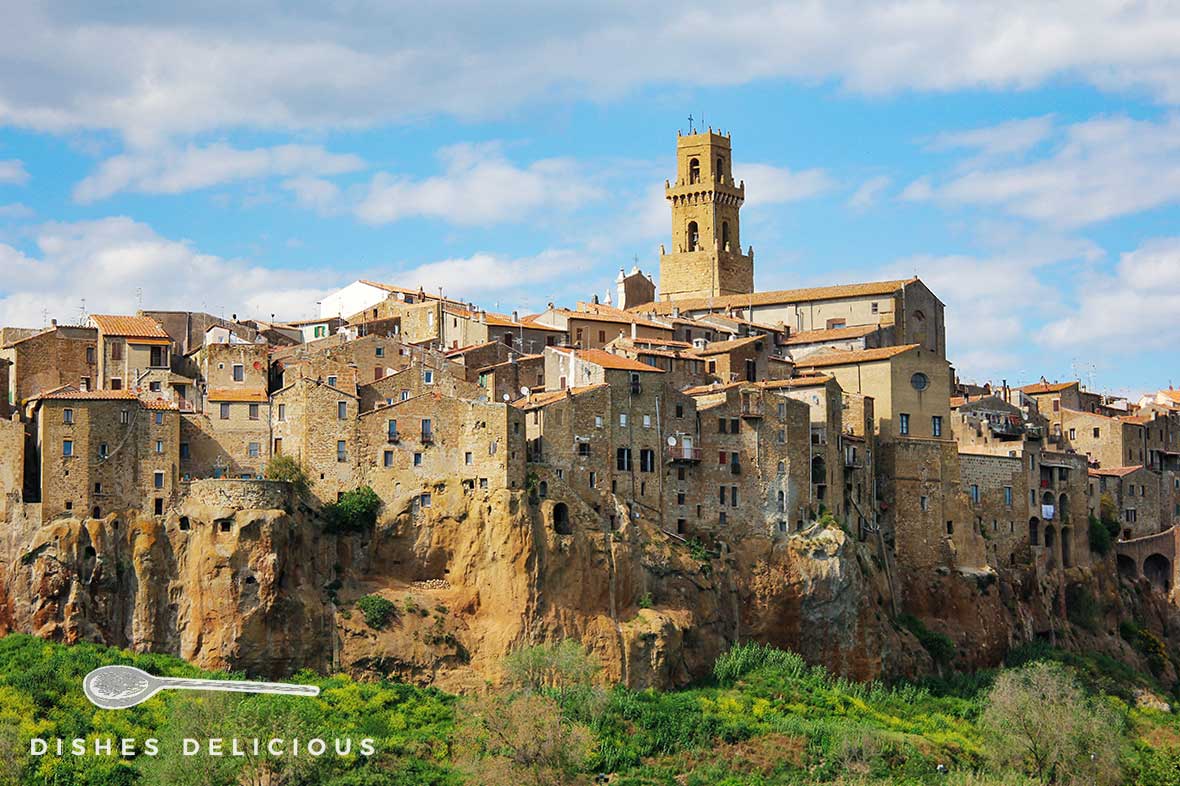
[687,114,694,134]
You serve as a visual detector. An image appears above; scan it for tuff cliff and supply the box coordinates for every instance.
[0,479,1174,690]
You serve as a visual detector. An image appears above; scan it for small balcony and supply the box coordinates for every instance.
[730,461,742,475]
[668,446,702,462]
[386,431,400,444]
[420,432,434,445]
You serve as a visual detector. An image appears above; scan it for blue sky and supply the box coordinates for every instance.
[0,2,1178,395]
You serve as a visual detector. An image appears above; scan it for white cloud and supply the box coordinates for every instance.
[848,175,891,209]
[737,163,834,209]
[0,159,28,185]
[0,203,33,219]
[5,4,1180,144]
[909,114,1180,227]
[355,143,601,226]
[1040,238,1180,351]
[73,143,364,202]
[928,115,1055,158]
[0,217,335,326]
[281,175,343,214]
[396,249,591,302]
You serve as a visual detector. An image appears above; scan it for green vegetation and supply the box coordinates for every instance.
[1,633,1179,785]
[899,613,957,666]
[1090,513,1113,555]
[323,486,382,533]
[357,594,397,629]
[264,454,312,497]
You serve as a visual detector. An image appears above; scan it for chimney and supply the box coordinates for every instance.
[50,318,57,327]
[511,310,519,323]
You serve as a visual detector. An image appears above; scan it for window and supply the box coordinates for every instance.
[730,418,739,433]
[718,418,727,434]
[337,401,348,420]
[387,419,398,440]
[337,441,347,462]
[777,402,786,419]
[80,377,90,391]
[153,471,164,489]
[179,442,189,459]
[910,372,929,391]
[111,341,123,361]
[777,429,785,443]
[640,448,655,472]
[932,416,943,437]
[1004,486,1013,507]
[421,418,432,441]
[111,378,123,390]
[383,450,394,468]
[577,442,590,457]
[424,370,434,384]
[731,486,738,506]
[687,220,699,250]
[249,403,259,420]
[232,364,244,382]
[155,439,164,454]
[248,442,260,458]
[598,330,606,344]
[62,439,74,457]
[220,403,230,420]
[465,451,473,465]
[400,390,410,401]
[643,414,651,428]
[969,484,980,504]
[1069,428,1076,440]
[1052,398,1060,412]
[594,415,603,428]
[616,447,632,471]
[619,413,628,427]
[154,411,163,425]
[719,451,728,465]
[719,486,727,505]
[63,408,74,424]
[413,452,422,466]
[920,495,929,511]
[375,346,384,357]
[871,302,879,314]
[899,413,910,435]
[86,346,96,364]
[1093,427,1100,438]
[675,404,684,418]
[327,375,337,387]
[278,404,286,421]
[420,493,432,508]
[120,409,130,424]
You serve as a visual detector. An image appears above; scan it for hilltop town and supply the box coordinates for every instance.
[1,130,1178,686]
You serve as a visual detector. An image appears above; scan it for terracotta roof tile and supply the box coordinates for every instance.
[631,278,919,314]
[551,347,666,373]
[511,384,606,410]
[1088,466,1143,477]
[1018,380,1078,395]
[795,344,921,368]
[688,334,765,356]
[90,314,170,340]
[784,324,881,345]
[755,375,834,390]
[41,389,139,401]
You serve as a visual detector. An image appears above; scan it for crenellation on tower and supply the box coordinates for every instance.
[659,131,754,301]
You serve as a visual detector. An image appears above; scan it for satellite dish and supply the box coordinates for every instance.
[667,435,677,446]
[502,393,510,402]
[520,386,531,396]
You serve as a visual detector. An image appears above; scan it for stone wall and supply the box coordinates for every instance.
[184,477,292,510]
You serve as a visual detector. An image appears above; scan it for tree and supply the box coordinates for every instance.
[324,486,382,532]
[1099,493,1120,537]
[980,661,1123,785]
[453,692,594,786]
[265,454,312,497]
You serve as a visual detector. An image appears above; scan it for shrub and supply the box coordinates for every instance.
[1120,621,1169,675]
[1089,514,1112,555]
[1066,584,1101,632]
[637,592,653,609]
[264,454,312,497]
[713,642,806,685]
[324,486,381,533]
[356,594,396,629]
[898,614,956,666]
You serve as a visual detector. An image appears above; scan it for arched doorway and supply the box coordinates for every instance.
[1060,526,1073,568]
[811,455,827,502]
[1117,553,1138,580]
[1058,492,1068,522]
[1044,524,1057,569]
[1029,517,1040,546]
[1144,553,1171,593]
[551,502,571,535]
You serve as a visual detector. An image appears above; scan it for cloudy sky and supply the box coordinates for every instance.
[1,2,1178,394]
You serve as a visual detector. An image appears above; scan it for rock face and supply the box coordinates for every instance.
[0,479,1174,690]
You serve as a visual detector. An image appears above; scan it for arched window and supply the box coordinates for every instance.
[721,221,730,251]
[687,221,699,251]
[538,480,548,499]
[777,490,785,513]
[1029,517,1040,546]
[777,460,785,475]
[716,157,725,182]
[552,502,571,535]
[689,158,700,184]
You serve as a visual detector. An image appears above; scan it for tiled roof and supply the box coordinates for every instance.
[90,314,171,340]
[551,347,666,373]
[1157,389,1180,403]
[631,337,694,349]
[446,340,500,356]
[1089,465,1143,477]
[560,309,671,331]
[784,324,881,345]
[682,381,744,396]
[206,388,268,403]
[140,397,179,410]
[1018,380,1078,395]
[756,375,834,390]
[631,278,919,314]
[795,344,921,368]
[41,389,138,401]
[511,384,606,410]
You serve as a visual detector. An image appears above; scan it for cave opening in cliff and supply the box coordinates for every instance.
[552,502,571,535]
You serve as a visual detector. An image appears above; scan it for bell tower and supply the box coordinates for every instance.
[659,128,754,301]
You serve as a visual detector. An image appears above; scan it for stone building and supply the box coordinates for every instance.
[33,390,180,519]
[1090,465,1164,541]
[181,388,270,480]
[357,392,525,503]
[1059,408,1146,468]
[359,362,483,413]
[796,344,951,441]
[0,414,24,516]
[687,334,786,384]
[615,266,656,309]
[0,324,98,405]
[784,324,891,360]
[473,355,546,405]
[529,307,671,351]
[658,130,754,301]
[271,376,359,502]
[89,314,173,392]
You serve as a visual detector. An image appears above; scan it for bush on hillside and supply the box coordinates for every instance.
[264,454,312,497]
[899,613,956,667]
[1089,513,1113,555]
[356,594,396,629]
[713,642,807,685]
[323,486,381,533]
